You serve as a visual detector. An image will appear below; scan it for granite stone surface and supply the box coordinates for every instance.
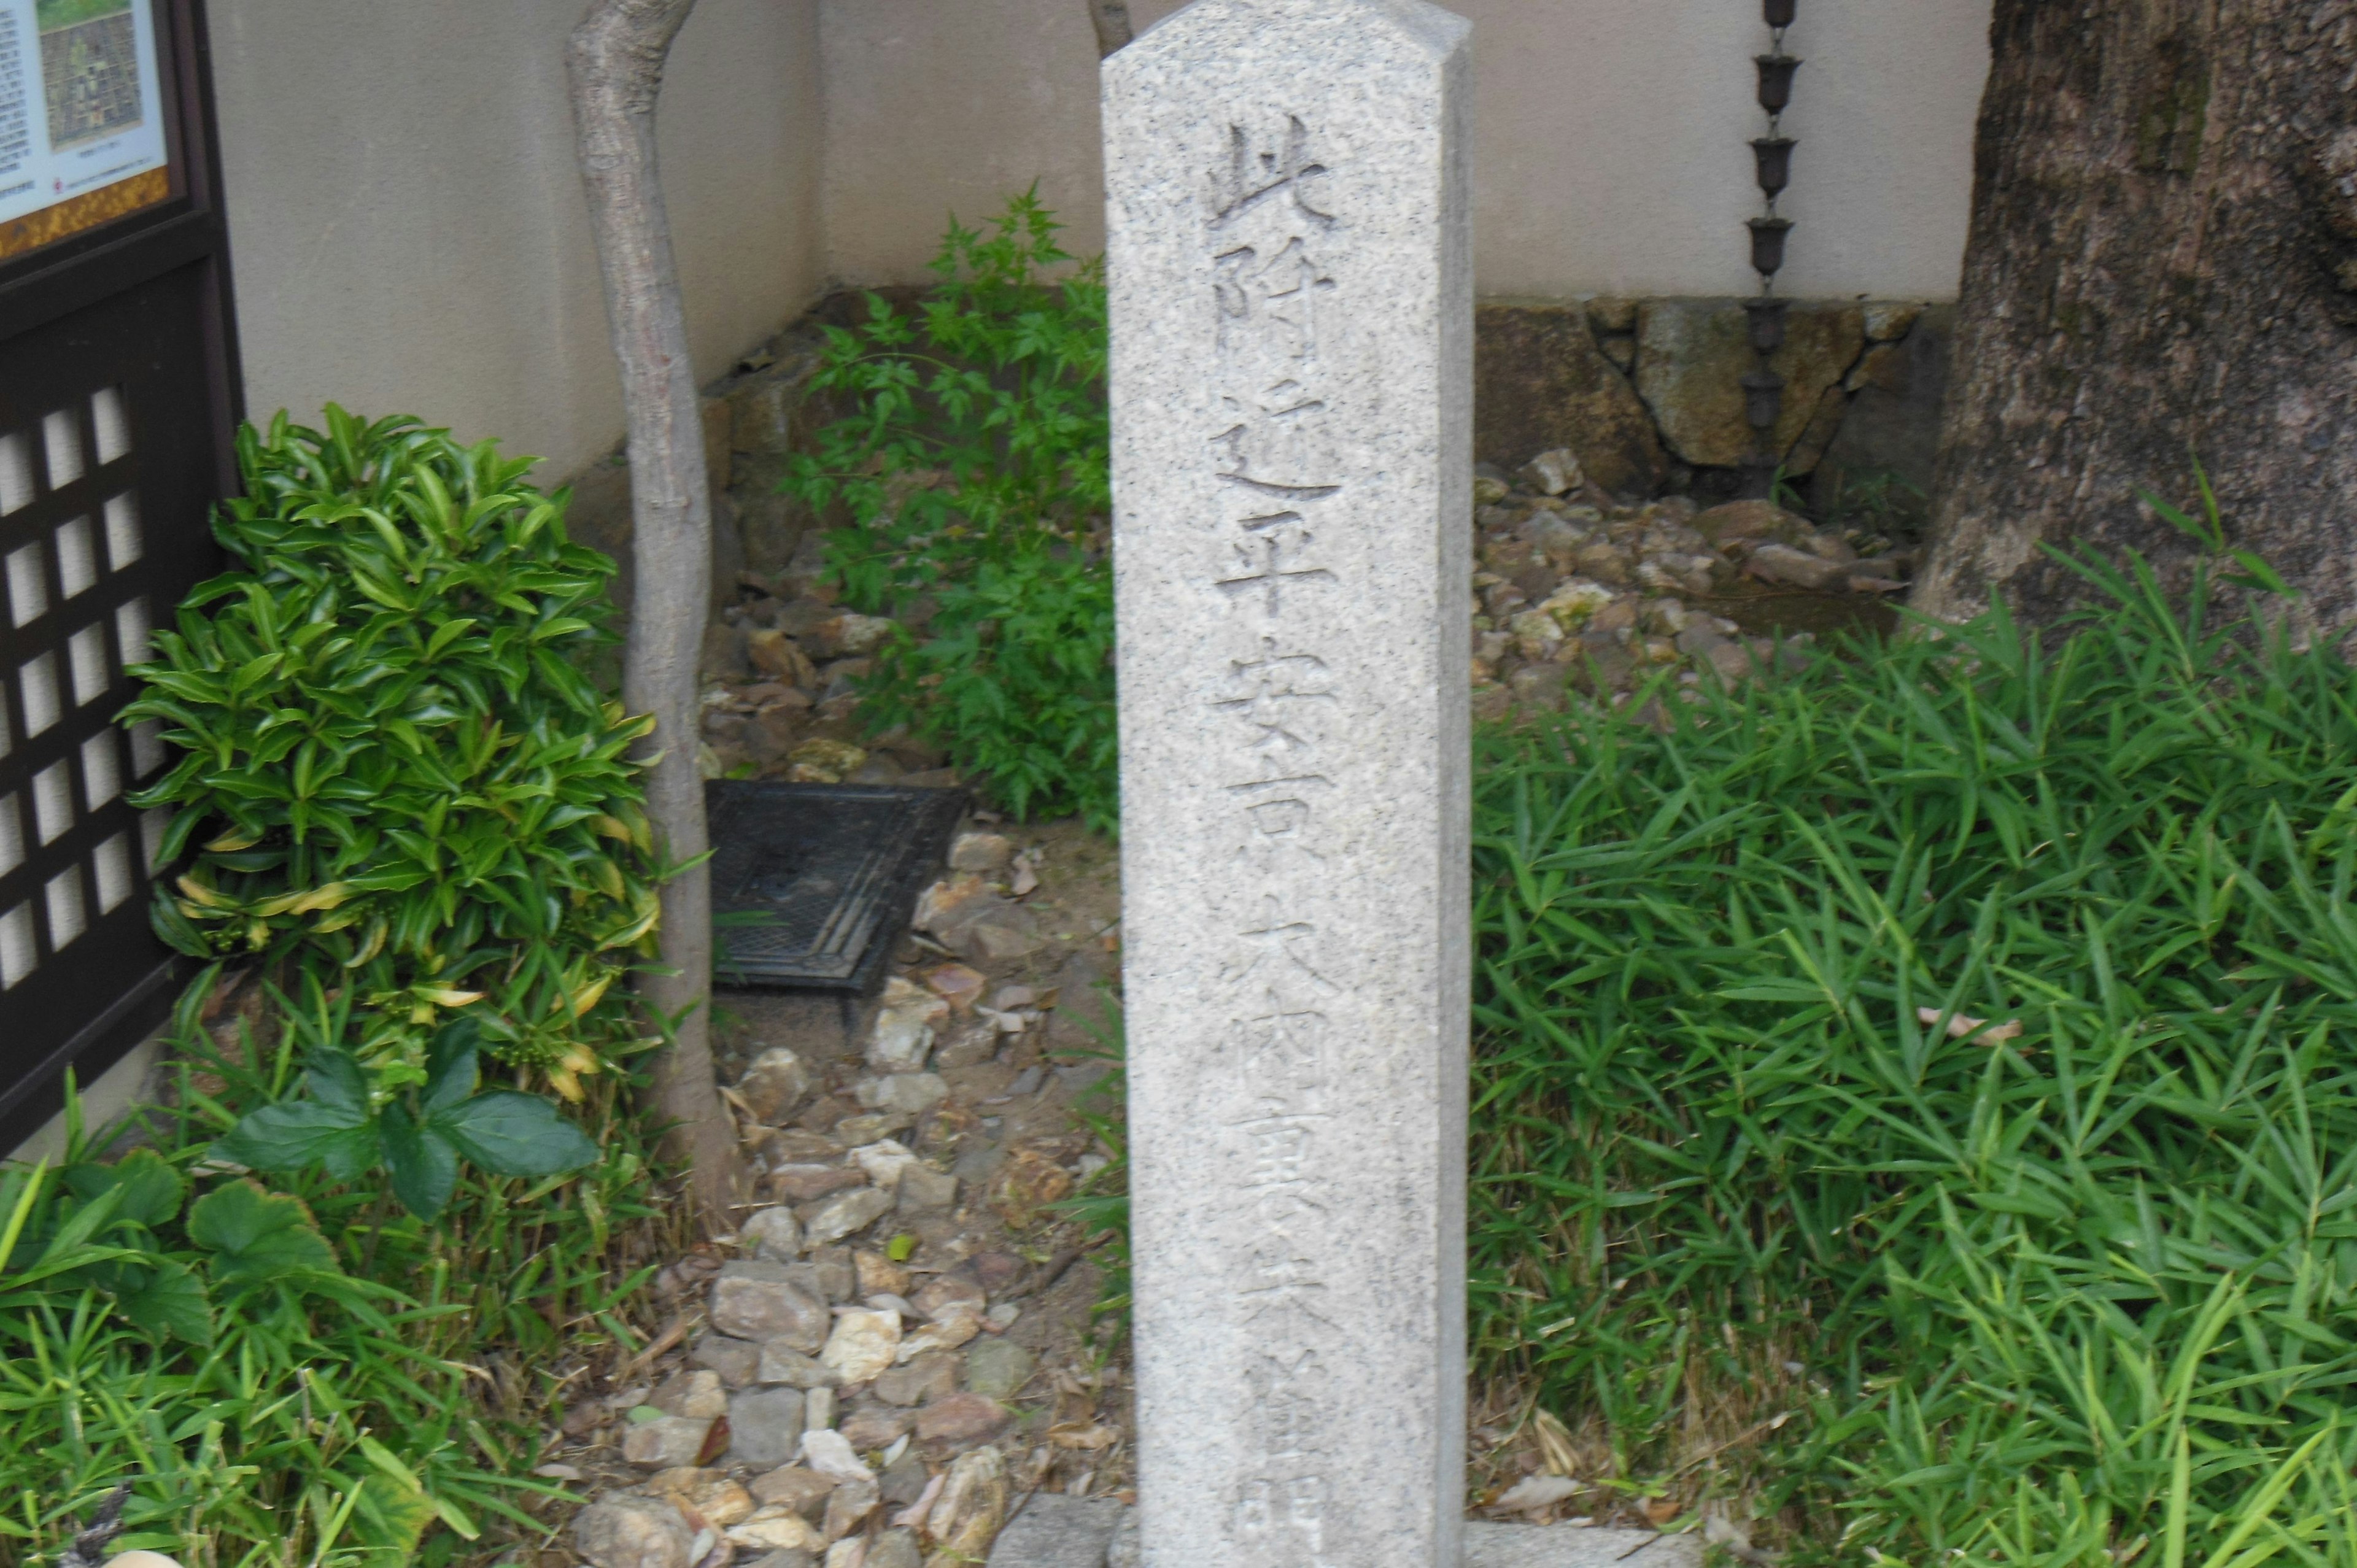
[985,1502,1704,1568]
[1104,4,1473,1566]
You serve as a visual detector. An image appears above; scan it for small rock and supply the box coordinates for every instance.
[822,1542,867,1568]
[623,1416,714,1470]
[652,1369,730,1420]
[867,977,948,1071]
[800,1428,875,1485]
[922,963,988,1014]
[916,1392,1012,1448]
[807,612,896,659]
[1505,663,1568,714]
[1705,640,1761,686]
[741,1206,805,1261]
[963,1338,1035,1400]
[804,1385,837,1431]
[730,1387,810,1468]
[865,1527,923,1568]
[802,1186,894,1247]
[690,1332,762,1389]
[1519,447,1584,496]
[746,628,819,689]
[822,1308,904,1383]
[711,1262,832,1350]
[1639,598,1692,636]
[787,738,867,784]
[1473,473,1512,506]
[908,1270,984,1322]
[725,1509,827,1554]
[646,1469,756,1527]
[895,1164,958,1213]
[744,1551,819,1568]
[851,1139,921,1190]
[1506,608,1565,662]
[1693,498,1810,546]
[830,1111,913,1146]
[1800,529,1859,565]
[896,1313,983,1359]
[854,1073,948,1117]
[737,1048,815,1124]
[824,1477,881,1540]
[854,1249,913,1296]
[913,874,991,934]
[1744,542,1850,590]
[750,1465,837,1516]
[770,1164,866,1204]
[1574,540,1634,585]
[839,1402,917,1448]
[874,1350,962,1407]
[947,831,1015,873]
[759,1340,846,1388]
[575,1497,695,1568]
[926,1446,1008,1553]
[794,1249,859,1304]
[953,903,1044,963]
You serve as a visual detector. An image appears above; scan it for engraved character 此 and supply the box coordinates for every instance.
[1210,115,1336,233]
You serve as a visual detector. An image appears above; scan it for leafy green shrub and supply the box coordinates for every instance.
[123,407,659,1102]
[784,191,1115,828]
[0,995,678,1567]
[1468,547,2357,1559]
[213,986,598,1221]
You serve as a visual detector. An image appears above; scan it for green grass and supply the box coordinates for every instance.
[35,0,130,33]
[1468,550,2357,1561]
[0,979,684,1567]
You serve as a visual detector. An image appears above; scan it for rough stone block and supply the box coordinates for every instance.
[1105,3,1473,1563]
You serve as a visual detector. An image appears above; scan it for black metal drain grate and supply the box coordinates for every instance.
[706,779,967,993]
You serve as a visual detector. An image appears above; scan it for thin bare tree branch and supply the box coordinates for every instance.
[1089,0,1134,57]
[566,0,745,1224]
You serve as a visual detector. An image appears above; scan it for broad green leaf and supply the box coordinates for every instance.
[430,1091,598,1179]
[116,1256,214,1343]
[379,1103,459,1219]
[187,1179,339,1285]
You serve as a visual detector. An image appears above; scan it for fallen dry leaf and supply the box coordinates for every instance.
[1918,1006,2022,1043]
[1048,1420,1121,1450]
[1644,1496,1683,1526]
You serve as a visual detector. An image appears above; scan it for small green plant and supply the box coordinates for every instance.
[123,407,660,1103]
[213,992,598,1221]
[784,191,1115,828]
[0,991,680,1567]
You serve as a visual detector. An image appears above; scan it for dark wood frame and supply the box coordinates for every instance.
[0,0,239,1150]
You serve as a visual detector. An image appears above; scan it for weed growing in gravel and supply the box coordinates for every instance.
[784,193,1115,830]
[1469,544,2357,1560]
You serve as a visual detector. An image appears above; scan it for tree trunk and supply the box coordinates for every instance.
[1089,0,1134,56]
[1914,0,2357,634]
[567,0,743,1224]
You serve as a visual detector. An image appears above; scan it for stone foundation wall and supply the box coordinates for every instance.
[564,292,1957,609]
[1476,298,1953,509]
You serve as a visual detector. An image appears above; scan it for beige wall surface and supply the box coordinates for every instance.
[822,0,1991,301]
[209,0,824,482]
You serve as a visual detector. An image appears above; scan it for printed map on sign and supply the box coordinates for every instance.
[0,0,167,255]
[38,0,141,149]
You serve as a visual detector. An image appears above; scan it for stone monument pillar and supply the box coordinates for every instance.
[1104,4,1473,1566]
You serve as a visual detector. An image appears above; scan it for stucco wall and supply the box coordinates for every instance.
[209,0,825,481]
[822,0,1992,302]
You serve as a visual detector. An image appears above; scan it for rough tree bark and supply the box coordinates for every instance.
[567,0,743,1222]
[1914,0,2357,633]
[1089,0,1134,56]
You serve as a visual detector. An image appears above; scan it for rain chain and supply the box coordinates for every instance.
[1741,0,1800,499]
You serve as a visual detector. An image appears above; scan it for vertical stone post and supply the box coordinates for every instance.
[1104,4,1473,1566]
